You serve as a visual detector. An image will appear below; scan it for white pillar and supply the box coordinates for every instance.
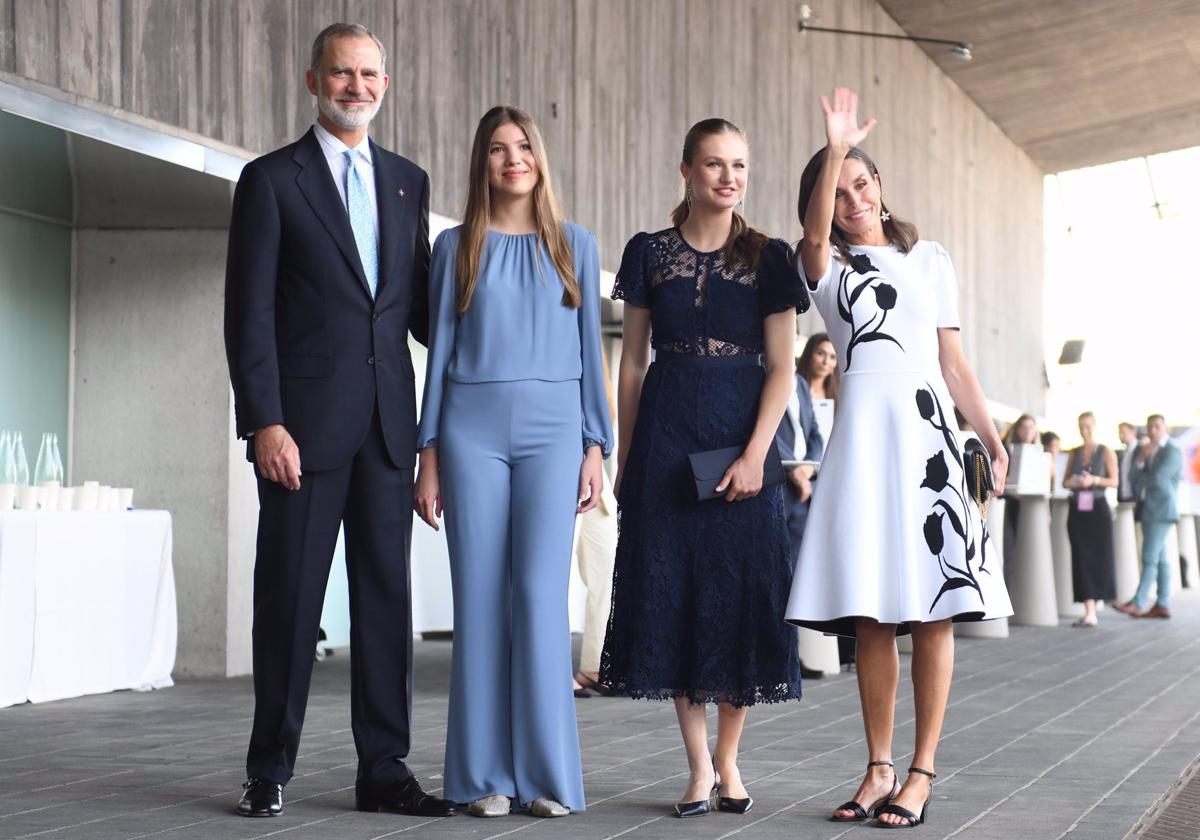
[1113,502,1140,601]
[1049,498,1081,617]
[798,628,841,675]
[1010,494,1058,626]
[1178,514,1198,589]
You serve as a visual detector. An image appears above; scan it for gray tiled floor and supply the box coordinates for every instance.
[3,592,1199,840]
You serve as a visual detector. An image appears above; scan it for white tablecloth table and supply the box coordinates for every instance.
[0,510,176,708]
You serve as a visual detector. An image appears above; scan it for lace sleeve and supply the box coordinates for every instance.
[757,238,810,317]
[611,232,650,308]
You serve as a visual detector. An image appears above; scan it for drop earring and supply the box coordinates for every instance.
[685,182,693,209]
[737,185,747,216]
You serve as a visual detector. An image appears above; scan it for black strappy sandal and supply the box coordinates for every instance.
[830,760,899,822]
[874,766,935,829]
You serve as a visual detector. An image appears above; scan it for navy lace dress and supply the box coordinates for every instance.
[599,228,808,707]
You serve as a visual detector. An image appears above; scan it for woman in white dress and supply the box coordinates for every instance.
[784,88,1012,828]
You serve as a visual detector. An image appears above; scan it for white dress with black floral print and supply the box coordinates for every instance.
[784,240,1013,637]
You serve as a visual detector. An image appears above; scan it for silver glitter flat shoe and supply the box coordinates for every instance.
[529,797,570,817]
[467,795,511,817]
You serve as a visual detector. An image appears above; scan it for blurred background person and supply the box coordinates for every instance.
[1116,414,1183,619]
[1116,421,1142,505]
[1002,414,1039,583]
[795,333,853,668]
[573,349,618,698]
[1041,431,1060,457]
[776,332,826,679]
[1062,412,1117,627]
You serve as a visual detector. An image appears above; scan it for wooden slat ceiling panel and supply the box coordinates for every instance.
[874,0,1200,171]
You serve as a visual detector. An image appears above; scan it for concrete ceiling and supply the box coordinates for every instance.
[875,0,1200,173]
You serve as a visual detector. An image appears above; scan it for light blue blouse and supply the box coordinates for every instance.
[416,222,613,456]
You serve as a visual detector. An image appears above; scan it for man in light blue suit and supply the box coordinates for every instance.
[1116,414,1183,619]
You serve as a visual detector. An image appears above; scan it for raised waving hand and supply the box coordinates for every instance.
[820,87,877,151]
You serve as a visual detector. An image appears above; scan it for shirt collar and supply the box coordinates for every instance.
[313,121,372,165]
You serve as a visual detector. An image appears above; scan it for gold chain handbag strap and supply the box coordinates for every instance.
[974,450,991,520]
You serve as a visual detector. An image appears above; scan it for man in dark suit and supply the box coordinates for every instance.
[1115,414,1184,620]
[1115,421,1143,504]
[224,23,454,819]
[775,368,826,677]
[775,371,824,552]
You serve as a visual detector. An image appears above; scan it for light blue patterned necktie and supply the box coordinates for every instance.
[343,149,378,298]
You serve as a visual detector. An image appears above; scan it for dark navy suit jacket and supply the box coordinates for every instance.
[224,127,430,471]
[775,374,824,469]
[775,374,825,556]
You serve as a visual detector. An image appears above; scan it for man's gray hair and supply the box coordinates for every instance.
[310,23,387,73]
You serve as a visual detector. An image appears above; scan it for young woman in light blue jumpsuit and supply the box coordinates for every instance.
[414,106,612,817]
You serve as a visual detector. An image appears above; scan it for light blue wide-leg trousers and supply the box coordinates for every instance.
[1133,520,1173,610]
[439,379,586,811]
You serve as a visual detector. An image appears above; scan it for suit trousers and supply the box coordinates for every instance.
[246,408,415,787]
[439,379,586,811]
[1133,519,1173,610]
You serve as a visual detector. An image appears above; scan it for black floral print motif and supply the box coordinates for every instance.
[837,255,903,370]
[915,384,991,612]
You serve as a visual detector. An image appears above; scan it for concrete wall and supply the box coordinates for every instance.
[0,0,1046,411]
[72,228,230,677]
[68,134,242,678]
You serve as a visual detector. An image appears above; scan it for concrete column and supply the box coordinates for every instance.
[798,627,841,674]
[957,497,1008,638]
[1113,502,1139,601]
[1178,514,1198,589]
[1010,494,1058,626]
[1049,498,1081,617]
[69,136,243,678]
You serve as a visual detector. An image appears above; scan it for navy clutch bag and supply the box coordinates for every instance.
[688,442,785,501]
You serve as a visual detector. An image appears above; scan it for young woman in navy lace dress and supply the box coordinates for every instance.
[599,118,807,818]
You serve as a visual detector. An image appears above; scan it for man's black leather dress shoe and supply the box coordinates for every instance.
[236,778,283,817]
[355,776,458,816]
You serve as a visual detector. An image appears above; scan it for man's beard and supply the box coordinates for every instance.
[318,91,381,130]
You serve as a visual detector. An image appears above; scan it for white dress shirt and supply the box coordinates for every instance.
[313,121,379,246]
[1119,444,1136,498]
[785,391,809,460]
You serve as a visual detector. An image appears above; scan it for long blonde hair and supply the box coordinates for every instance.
[669,118,768,270]
[455,105,579,314]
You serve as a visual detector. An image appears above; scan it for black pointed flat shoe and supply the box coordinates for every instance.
[717,791,753,814]
[673,797,713,817]
[674,776,718,817]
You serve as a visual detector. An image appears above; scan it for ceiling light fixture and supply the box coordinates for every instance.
[798,4,973,61]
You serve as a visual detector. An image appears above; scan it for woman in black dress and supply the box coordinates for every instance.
[1064,411,1118,626]
[599,118,806,817]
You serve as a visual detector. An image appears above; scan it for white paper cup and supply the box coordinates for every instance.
[0,484,15,511]
[38,482,60,511]
[16,485,38,510]
[118,488,134,510]
[75,484,98,511]
[58,487,75,511]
